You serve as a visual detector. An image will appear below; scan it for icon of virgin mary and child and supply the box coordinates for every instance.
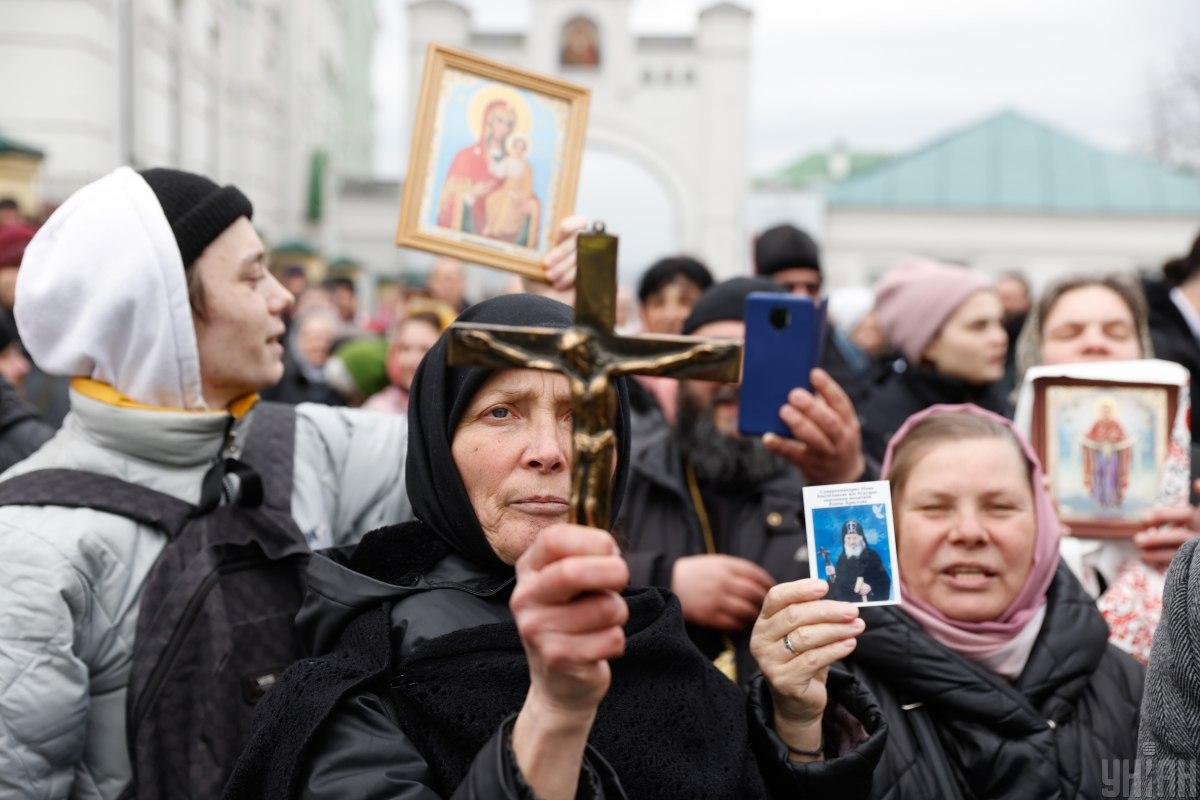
[436,89,542,248]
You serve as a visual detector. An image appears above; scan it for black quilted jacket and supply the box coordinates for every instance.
[845,565,1144,800]
[857,365,1011,465]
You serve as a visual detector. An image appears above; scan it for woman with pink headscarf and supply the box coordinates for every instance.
[752,405,1142,799]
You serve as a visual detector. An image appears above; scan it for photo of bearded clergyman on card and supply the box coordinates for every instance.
[803,481,901,607]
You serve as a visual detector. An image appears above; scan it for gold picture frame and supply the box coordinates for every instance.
[1030,376,1177,538]
[396,44,591,282]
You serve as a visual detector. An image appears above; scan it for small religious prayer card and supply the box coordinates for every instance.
[802,481,901,607]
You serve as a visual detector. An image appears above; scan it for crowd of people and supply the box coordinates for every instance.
[2,166,1200,799]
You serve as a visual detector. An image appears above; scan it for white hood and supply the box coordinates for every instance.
[15,166,207,409]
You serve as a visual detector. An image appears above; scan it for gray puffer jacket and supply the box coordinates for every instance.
[0,389,411,800]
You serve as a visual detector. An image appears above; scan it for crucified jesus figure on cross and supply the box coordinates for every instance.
[448,224,742,530]
[455,326,737,527]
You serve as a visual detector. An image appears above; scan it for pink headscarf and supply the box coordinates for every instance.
[880,403,1061,678]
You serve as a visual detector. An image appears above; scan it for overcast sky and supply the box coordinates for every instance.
[374,0,1199,174]
[371,0,1199,279]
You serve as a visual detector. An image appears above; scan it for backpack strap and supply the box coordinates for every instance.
[0,468,195,539]
[240,401,296,514]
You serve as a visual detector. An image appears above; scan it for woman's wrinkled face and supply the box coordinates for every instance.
[1039,285,1142,366]
[452,369,573,564]
[896,437,1036,622]
[387,319,440,392]
[922,290,1008,384]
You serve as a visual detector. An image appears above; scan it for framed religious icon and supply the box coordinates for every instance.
[1030,377,1179,538]
[396,44,590,282]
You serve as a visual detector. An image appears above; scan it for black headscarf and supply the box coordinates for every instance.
[405,293,632,573]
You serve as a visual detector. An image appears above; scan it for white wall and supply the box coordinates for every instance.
[1,0,120,199]
[0,0,370,244]
[336,177,409,274]
[823,208,1200,289]
[695,3,750,276]
[746,188,826,253]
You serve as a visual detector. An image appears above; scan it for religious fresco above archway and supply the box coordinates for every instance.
[560,16,600,68]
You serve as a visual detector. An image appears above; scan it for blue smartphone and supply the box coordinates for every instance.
[738,292,827,437]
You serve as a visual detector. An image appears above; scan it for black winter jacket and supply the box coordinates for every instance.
[857,365,1011,463]
[615,429,812,679]
[845,566,1144,800]
[227,524,889,800]
[262,352,347,407]
[0,375,53,471]
[821,326,871,407]
[1145,279,1200,441]
[1141,280,1200,492]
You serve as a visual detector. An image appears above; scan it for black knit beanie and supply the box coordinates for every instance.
[754,223,821,276]
[681,276,782,335]
[139,168,253,268]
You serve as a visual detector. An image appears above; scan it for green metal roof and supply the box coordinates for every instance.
[0,132,44,159]
[826,109,1200,216]
[759,150,890,190]
[272,240,319,256]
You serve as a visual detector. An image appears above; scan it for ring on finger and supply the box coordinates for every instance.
[783,632,799,656]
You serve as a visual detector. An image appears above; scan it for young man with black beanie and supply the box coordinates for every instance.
[617,276,872,683]
[753,222,870,404]
[753,223,822,298]
[0,166,412,799]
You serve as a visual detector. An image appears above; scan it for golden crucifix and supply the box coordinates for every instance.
[448,224,743,530]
